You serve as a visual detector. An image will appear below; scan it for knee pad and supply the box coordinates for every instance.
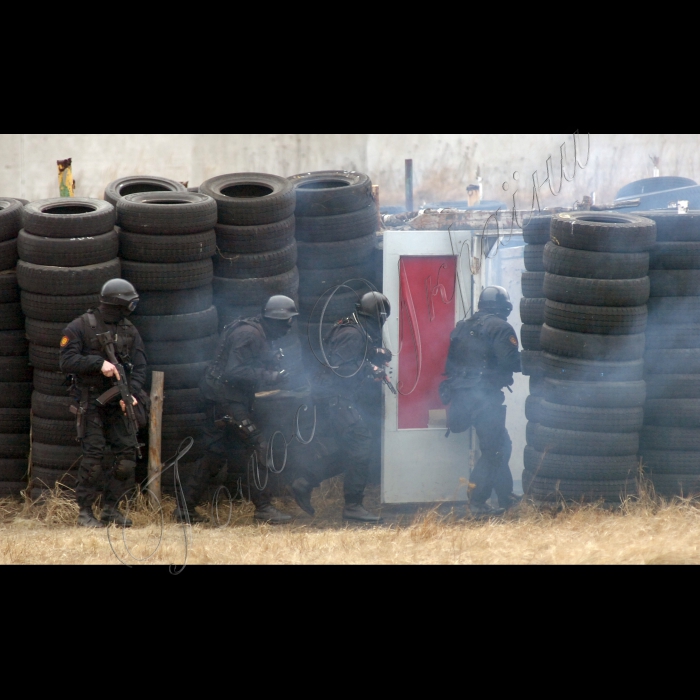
[82,460,103,485]
[114,459,136,482]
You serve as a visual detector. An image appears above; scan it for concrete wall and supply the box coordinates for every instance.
[3,134,700,209]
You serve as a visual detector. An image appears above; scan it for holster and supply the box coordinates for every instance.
[214,414,261,446]
[69,386,89,441]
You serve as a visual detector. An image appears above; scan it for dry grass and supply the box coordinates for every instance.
[2,477,700,565]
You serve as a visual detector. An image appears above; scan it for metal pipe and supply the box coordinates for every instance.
[405,159,413,212]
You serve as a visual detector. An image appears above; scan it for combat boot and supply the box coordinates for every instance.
[290,477,315,516]
[468,501,505,518]
[253,504,292,524]
[77,507,106,528]
[342,503,382,523]
[172,507,208,524]
[100,504,133,527]
[499,493,523,511]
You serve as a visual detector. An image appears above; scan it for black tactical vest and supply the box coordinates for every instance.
[206,317,264,383]
[444,313,497,378]
[80,309,137,365]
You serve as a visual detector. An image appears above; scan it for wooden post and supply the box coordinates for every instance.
[57,158,75,197]
[405,159,413,212]
[148,371,165,507]
[371,184,384,230]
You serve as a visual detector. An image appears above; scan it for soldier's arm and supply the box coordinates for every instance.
[223,327,275,385]
[58,320,104,377]
[492,322,522,373]
[129,330,148,392]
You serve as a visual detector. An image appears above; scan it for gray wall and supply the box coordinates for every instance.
[3,134,700,209]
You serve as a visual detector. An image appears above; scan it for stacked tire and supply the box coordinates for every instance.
[16,197,121,498]
[523,212,657,505]
[0,199,31,497]
[637,211,700,498]
[114,190,219,483]
[286,171,379,369]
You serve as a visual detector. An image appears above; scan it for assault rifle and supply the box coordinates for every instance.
[95,330,143,459]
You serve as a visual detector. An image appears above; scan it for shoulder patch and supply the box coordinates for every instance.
[509,335,518,346]
[60,335,70,347]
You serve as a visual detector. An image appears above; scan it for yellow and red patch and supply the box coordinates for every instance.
[60,336,70,347]
[509,335,518,346]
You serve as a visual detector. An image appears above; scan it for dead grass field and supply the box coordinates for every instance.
[2,477,700,565]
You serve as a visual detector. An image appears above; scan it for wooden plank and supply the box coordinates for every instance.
[148,371,165,507]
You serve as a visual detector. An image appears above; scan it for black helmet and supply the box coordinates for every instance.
[356,292,391,325]
[478,286,512,316]
[262,295,299,320]
[100,278,139,312]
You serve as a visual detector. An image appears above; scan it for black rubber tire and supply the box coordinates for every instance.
[25,319,64,346]
[544,301,648,336]
[525,395,644,433]
[31,416,77,445]
[520,324,542,351]
[131,306,218,341]
[0,329,28,356]
[297,234,376,269]
[649,270,700,297]
[0,481,27,497]
[521,272,545,298]
[523,245,545,272]
[0,270,19,304]
[641,451,700,476]
[213,240,297,279]
[22,198,115,238]
[540,324,645,361]
[20,291,99,322]
[146,362,209,390]
[644,399,700,428]
[199,173,295,226]
[0,237,18,272]
[32,369,70,397]
[519,297,546,325]
[520,349,542,377]
[635,211,700,243]
[16,258,121,296]
[299,290,360,323]
[542,241,649,280]
[541,378,646,408]
[648,473,700,497]
[28,343,60,371]
[31,391,74,420]
[649,242,700,270]
[120,259,213,291]
[213,268,299,307]
[543,273,650,307]
[0,356,32,382]
[17,228,119,267]
[647,296,700,325]
[145,334,218,365]
[524,446,640,480]
[131,285,213,316]
[529,375,546,397]
[163,388,206,415]
[295,204,378,243]
[641,426,700,452]
[526,421,639,456]
[0,302,24,330]
[539,352,644,382]
[160,440,205,463]
[103,175,187,207]
[29,467,78,491]
[525,474,638,502]
[549,212,657,252]
[0,408,30,434]
[215,215,295,254]
[31,442,83,468]
[116,191,218,235]
[522,215,552,245]
[645,374,700,399]
[216,304,266,330]
[288,171,373,217]
[0,199,24,243]
[645,323,700,349]
[0,434,30,459]
[645,348,700,374]
[0,382,32,408]
[297,263,374,296]
[118,227,216,263]
[0,459,28,480]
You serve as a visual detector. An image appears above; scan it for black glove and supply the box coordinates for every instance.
[374,347,392,364]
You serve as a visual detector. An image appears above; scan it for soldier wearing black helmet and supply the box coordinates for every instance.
[59,278,148,528]
[173,295,298,524]
[443,285,522,517]
[290,291,391,522]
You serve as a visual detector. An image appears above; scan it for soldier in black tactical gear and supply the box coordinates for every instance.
[59,278,148,528]
[290,291,390,522]
[173,295,298,525]
[443,285,522,517]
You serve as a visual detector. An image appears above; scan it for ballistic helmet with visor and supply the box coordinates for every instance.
[100,278,139,312]
[356,292,391,325]
[262,295,299,321]
[478,286,512,316]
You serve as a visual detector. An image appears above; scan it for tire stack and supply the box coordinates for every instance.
[104,175,187,207]
[637,211,700,498]
[16,197,121,499]
[0,198,31,498]
[114,190,219,488]
[286,171,379,370]
[523,212,657,505]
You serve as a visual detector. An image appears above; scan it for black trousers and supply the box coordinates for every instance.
[77,402,138,510]
[182,400,274,510]
[454,388,514,507]
[299,395,372,505]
